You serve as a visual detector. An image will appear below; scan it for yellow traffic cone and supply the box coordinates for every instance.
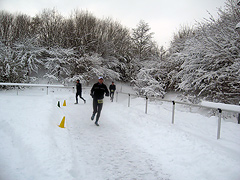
[59,116,65,128]
[63,100,66,106]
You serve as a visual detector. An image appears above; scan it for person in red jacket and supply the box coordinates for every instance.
[90,77,109,126]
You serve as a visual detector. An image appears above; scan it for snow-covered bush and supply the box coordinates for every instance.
[43,47,76,83]
[0,42,26,83]
[132,68,166,97]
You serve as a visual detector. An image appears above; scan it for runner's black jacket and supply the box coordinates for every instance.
[91,82,109,99]
[76,82,82,93]
[109,84,116,92]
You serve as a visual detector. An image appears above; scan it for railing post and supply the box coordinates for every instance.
[172,101,175,124]
[217,108,222,139]
[17,86,19,95]
[145,96,148,114]
[238,101,240,124]
[47,86,48,95]
[128,93,130,107]
[238,113,240,124]
[116,92,118,102]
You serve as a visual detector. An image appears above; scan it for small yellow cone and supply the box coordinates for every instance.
[63,100,66,106]
[59,116,65,128]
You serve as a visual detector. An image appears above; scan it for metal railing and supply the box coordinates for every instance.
[0,82,75,95]
[115,91,240,139]
[1,82,239,139]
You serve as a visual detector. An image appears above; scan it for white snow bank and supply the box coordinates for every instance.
[0,87,240,180]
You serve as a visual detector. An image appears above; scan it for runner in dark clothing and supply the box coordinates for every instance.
[90,77,109,126]
[109,82,116,102]
[75,80,86,104]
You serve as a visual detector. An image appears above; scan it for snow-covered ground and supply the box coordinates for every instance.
[0,85,240,180]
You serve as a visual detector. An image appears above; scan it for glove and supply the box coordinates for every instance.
[106,93,109,97]
[90,93,93,98]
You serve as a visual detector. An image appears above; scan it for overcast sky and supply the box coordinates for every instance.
[0,0,227,47]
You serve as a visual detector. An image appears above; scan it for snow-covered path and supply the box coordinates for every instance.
[0,87,240,180]
[57,93,169,180]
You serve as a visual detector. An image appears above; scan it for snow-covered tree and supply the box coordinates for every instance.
[37,9,64,47]
[131,20,155,61]
[12,14,31,42]
[13,38,44,80]
[168,0,240,104]
[0,11,14,45]
[0,41,25,83]
[43,47,75,83]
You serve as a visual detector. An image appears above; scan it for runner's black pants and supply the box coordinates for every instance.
[110,92,114,99]
[93,98,103,122]
[76,92,85,103]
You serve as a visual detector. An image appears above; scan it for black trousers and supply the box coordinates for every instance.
[93,98,103,122]
[110,92,114,99]
[76,92,85,103]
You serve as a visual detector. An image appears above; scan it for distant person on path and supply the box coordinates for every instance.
[90,77,109,126]
[109,81,116,102]
[75,79,86,104]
